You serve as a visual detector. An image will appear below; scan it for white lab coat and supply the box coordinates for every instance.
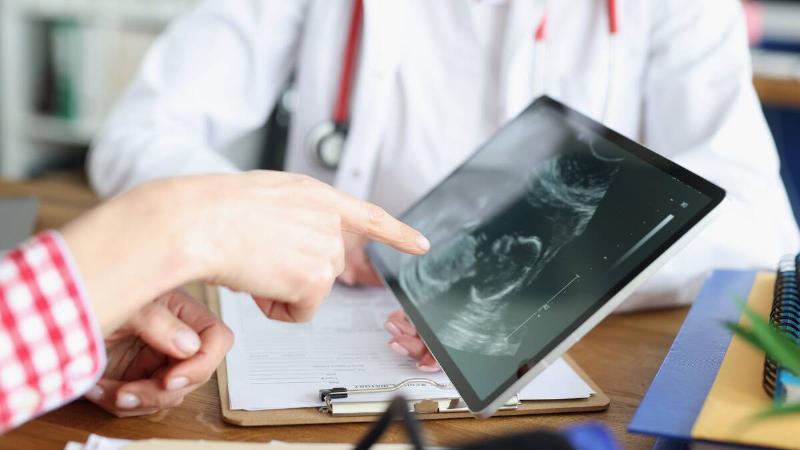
[89,0,800,310]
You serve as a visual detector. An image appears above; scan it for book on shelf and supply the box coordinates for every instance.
[36,18,82,121]
[33,18,161,139]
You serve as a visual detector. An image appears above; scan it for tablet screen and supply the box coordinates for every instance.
[368,97,724,411]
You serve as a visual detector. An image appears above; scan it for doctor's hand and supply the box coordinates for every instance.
[338,233,382,287]
[85,289,233,417]
[384,310,440,372]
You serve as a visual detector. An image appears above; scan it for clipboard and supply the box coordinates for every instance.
[203,286,610,426]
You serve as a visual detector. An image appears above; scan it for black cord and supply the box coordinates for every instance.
[353,396,577,450]
[459,430,574,450]
[354,396,426,450]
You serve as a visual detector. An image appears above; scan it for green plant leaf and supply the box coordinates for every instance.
[724,321,763,350]
[724,300,800,423]
[741,307,800,376]
[753,402,800,421]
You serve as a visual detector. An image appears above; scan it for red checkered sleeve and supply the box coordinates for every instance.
[0,231,105,433]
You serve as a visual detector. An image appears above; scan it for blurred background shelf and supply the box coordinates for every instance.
[0,0,799,201]
[0,0,186,178]
[751,0,800,223]
[20,114,98,145]
[15,0,194,26]
[753,76,800,107]
[0,0,263,180]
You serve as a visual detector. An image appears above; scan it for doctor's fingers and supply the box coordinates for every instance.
[384,312,440,369]
[415,352,440,371]
[339,248,382,286]
[387,334,430,360]
[339,260,381,287]
[387,335,441,372]
[385,310,417,336]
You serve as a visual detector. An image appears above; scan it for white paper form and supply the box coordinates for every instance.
[64,434,131,450]
[64,436,417,450]
[220,286,593,411]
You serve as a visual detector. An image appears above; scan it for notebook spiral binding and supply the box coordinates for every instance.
[763,254,800,397]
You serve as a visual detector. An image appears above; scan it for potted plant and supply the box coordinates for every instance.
[726,307,800,418]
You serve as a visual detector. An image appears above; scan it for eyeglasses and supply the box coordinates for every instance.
[354,396,618,450]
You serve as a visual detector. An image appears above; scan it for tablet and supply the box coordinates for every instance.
[367,96,725,417]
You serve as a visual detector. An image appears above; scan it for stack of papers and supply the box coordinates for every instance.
[220,285,593,411]
[65,435,415,450]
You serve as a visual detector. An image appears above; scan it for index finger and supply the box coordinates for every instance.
[322,189,429,255]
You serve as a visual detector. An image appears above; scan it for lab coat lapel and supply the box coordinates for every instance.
[502,0,547,120]
[334,0,405,200]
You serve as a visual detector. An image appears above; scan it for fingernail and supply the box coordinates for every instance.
[417,235,431,252]
[173,329,201,355]
[389,342,409,357]
[384,321,402,337]
[400,319,416,334]
[417,363,441,373]
[167,376,190,391]
[116,393,141,409]
[339,272,355,285]
[86,385,103,401]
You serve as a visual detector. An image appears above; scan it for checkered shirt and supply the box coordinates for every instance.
[0,231,105,432]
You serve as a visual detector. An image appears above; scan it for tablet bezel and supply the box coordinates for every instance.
[367,96,726,416]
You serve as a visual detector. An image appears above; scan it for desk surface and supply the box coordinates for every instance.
[0,175,688,450]
[754,75,800,108]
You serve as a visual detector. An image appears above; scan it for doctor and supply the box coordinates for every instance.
[91,1,798,363]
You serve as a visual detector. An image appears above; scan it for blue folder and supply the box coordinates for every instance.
[628,270,758,446]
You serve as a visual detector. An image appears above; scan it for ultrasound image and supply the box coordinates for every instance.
[370,99,717,402]
[398,135,621,356]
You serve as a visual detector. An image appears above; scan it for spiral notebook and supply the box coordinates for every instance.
[629,270,800,449]
[764,255,800,402]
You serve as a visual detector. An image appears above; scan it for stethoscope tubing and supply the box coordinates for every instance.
[309,0,619,171]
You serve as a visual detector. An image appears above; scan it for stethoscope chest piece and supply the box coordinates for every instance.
[308,120,349,170]
[308,0,362,171]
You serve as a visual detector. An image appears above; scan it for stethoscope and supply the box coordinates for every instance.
[306,0,364,171]
[307,0,619,171]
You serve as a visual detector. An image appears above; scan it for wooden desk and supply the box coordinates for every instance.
[754,75,800,108]
[0,175,688,450]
